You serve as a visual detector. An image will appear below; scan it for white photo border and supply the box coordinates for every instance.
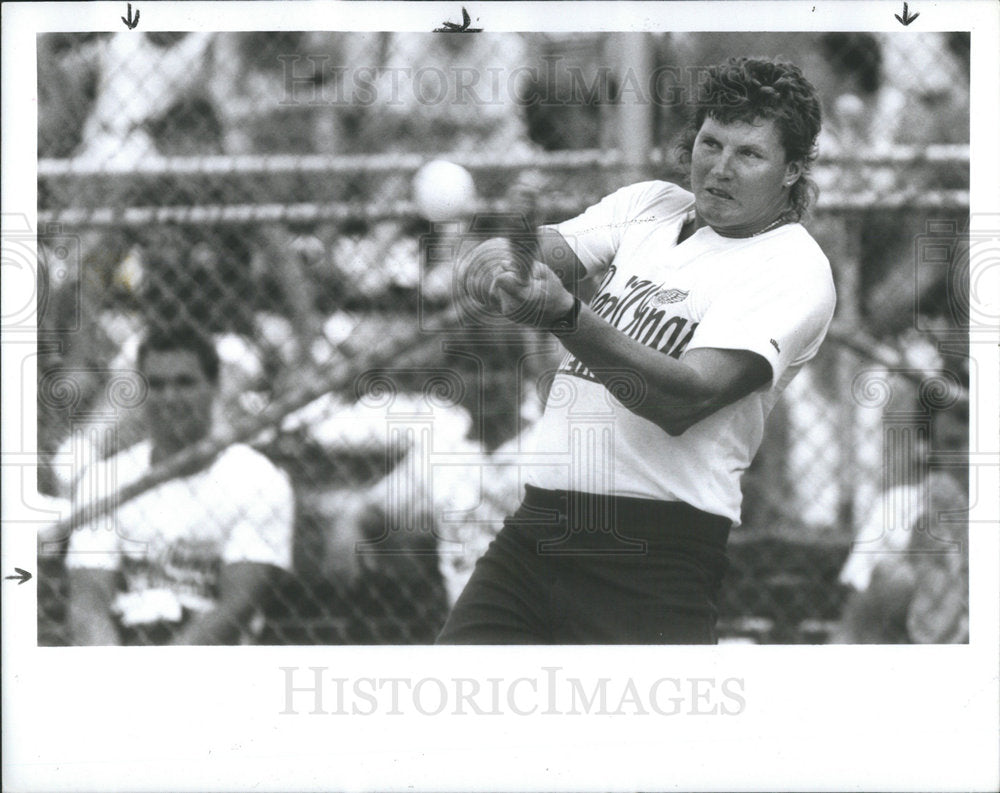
[3,2,998,792]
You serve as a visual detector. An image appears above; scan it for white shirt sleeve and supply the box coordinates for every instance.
[547,181,693,275]
[218,446,295,571]
[687,239,836,386]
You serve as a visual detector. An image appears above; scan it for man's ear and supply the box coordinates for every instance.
[784,160,804,188]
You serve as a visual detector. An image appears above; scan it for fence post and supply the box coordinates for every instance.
[608,32,655,184]
[833,212,863,535]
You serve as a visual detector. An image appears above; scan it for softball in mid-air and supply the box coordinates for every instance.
[412,159,477,221]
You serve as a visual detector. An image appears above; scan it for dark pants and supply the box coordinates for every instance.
[437,486,731,645]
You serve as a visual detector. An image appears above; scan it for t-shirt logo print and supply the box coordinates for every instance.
[651,288,689,306]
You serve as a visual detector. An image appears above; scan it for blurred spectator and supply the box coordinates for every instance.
[275,311,544,640]
[832,407,968,643]
[43,226,320,495]
[64,325,294,645]
[37,33,107,158]
[207,32,374,155]
[36,234,122,494]
[278,387,457,643]
[872,33,970,148]
[76,32,214,168]
[433,416,544,607]
[521,34,610,151]
[370,33,535,156]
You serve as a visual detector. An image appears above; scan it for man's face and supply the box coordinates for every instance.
[690,115,801,237]
[142,349,215,451]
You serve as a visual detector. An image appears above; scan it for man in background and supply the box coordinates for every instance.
[66,324,294,645]
[833,406,968,644]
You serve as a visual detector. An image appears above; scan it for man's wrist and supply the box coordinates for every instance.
[548,295,582,336]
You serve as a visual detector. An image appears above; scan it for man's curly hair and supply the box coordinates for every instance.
[676,57,823,221]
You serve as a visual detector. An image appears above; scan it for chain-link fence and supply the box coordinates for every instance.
[34,31,970,646]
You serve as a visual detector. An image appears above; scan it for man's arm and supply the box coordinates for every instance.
[171,561,278,645]
[491,248,771,436]
[67,568,121,646]
[557,309,771,435]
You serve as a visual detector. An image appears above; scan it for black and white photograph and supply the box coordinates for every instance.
[3,2,998,791]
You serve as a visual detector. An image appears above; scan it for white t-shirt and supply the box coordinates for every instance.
[526,181,837,524]
[66,441,294,625]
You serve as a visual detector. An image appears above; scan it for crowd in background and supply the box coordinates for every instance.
[35,31,971,645]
